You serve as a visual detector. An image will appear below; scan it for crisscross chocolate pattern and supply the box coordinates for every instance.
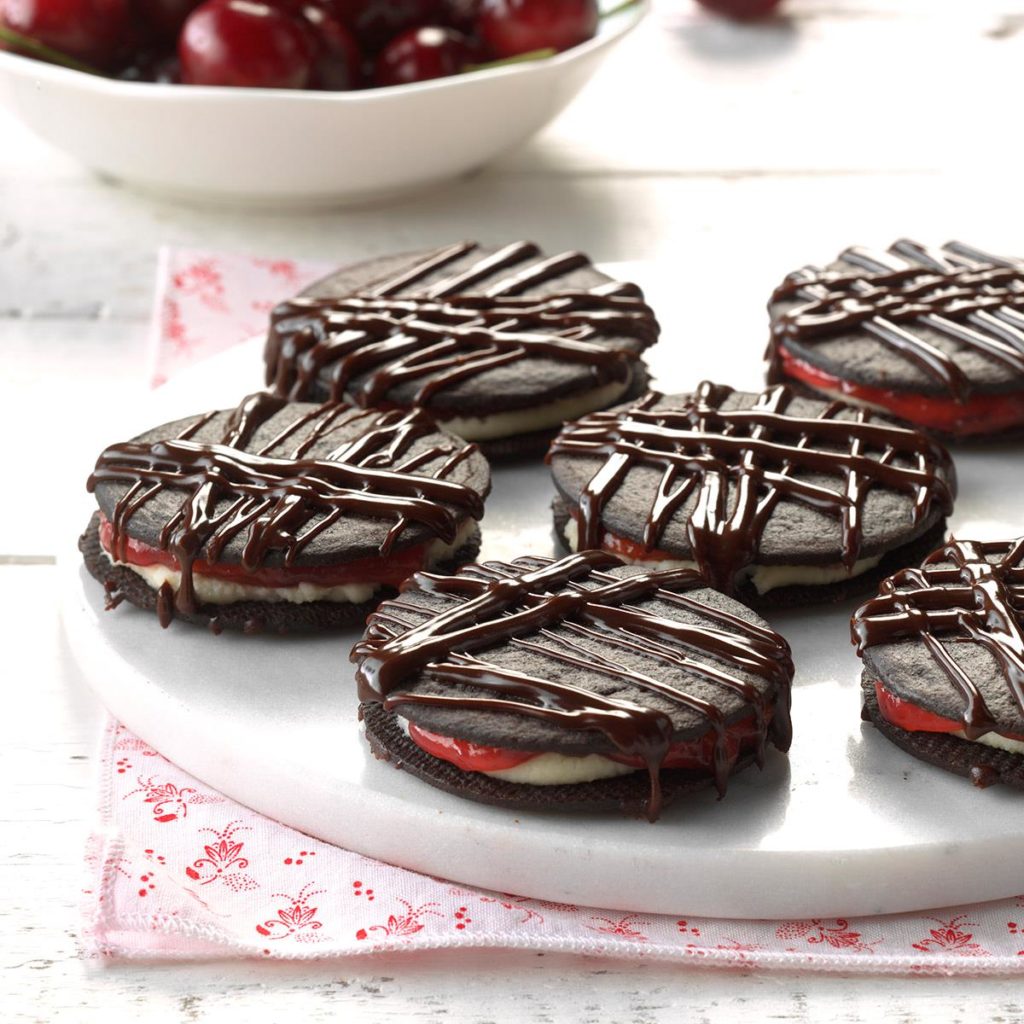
[547,382,955,595]
[264,240,658,404]
[88,393,484,625]
[768,239,1024,400]
[354,551,794,820]
[853,537,1024,739]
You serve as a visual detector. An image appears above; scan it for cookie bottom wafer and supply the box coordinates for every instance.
[552,499,947,610]
[361,702,748,817]
[80,514,481,634]
[861,679,1024,790]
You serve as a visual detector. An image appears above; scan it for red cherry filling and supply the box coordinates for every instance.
[776,345,1024,438]
[407,712,765,776]
[872,681,1024,742]
[374,25,475,86]
[565,510,682,566]
[178,0,316,88]
[476,0,597,59]
[98,514,445,589]
[408,724,535,771]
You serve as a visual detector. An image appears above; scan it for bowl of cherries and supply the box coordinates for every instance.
[0,0,645,204]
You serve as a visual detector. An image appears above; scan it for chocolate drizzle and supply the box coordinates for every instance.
[547,382,956,596]
[353,551,794,820]
[767,239,1024,400]
[87,393,484,626]
[853,537,1024,741]
[264,241,658,406]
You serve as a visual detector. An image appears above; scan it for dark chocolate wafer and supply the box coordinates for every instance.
[353,551,794,820]
[766,239,1024,439]
[361,701,735,816]
[861,678,1024,790]
[548,381,956,604]
[263,241,659,453]
[80,512,481,634]
[474,362,651,461]
[853,536,1024,788]
[551,496,947,611]
[83,394,490,631]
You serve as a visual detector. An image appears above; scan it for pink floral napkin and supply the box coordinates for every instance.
[85,718,1024,970]
[82,247,1024,972]
[147,247,333,388]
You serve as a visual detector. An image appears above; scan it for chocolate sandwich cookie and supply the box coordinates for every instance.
[547,382,956,608]
[79,393,490,632]
[853,537,1024,790]
[353,551,794,820]
[263,240,659,458]
[766,239,1024,440]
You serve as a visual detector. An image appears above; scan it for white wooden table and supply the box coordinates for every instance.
[4,1,1024,1018]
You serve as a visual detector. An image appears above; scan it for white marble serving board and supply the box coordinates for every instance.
[60,263,1024,919]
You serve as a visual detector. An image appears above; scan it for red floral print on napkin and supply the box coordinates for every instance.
[148,248,332,389]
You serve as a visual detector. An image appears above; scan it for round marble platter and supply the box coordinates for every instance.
[60,262,1024,919]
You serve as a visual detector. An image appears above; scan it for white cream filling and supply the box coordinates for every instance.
[104,518,477,606]
[790,380,896,418]
[484,752,637,785]
[952,730,1024,755]
[562,519,882,595]
[437,377,633,442]
[396,717,638,786]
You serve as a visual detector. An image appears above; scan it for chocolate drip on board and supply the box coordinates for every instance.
[87,393,484,626]
[354,551,794,820]
[766,239,1024,400]
[852,537,1024,741]
[547,382,955,597]
[264,241,658,405]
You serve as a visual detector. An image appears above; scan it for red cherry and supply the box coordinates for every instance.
[135,0,202,38]
[322,0,442,52]
[439,0,477,33]
[179,0,316,88]
[0,0,130,66]
[476,0,597,59]
[373,25,474,86]
[298,3,360,89]
[694,0,783,19]
[116,47,181,81]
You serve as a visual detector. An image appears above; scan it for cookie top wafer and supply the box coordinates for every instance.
[353,551,794,820]
[767,239,1024,399]
[263,241,658,420]
[547,382,956,598]
[853,537,1024,739]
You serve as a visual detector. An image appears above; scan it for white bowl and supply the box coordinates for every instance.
[0,3,645,206]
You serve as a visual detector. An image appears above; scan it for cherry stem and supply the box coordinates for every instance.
[0,25,106,76]
[463,48,557,73]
